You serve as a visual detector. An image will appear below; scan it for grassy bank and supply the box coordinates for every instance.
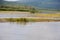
[0,18,60,22]
[1,5,60,13]
[0,5,38,13]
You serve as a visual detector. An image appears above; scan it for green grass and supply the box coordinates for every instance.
[0,5,60,13]
[0,18,60,22]
[0,5,38,13]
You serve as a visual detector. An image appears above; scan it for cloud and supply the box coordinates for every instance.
[4,0,19,1]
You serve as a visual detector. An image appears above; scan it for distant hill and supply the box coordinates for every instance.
[0,0,3,5]
[1,0,60,10]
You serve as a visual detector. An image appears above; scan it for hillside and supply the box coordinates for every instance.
[1,0,60,10]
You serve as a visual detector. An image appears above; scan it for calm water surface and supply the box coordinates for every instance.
[0,13,33,18]
[0,22,60,40]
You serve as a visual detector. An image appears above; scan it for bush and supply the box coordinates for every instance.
[30,8,37,14]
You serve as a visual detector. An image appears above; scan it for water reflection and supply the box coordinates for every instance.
[16,21,27,25]
[0,22,60,40]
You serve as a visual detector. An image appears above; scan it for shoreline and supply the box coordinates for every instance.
[0,11,60,22]
[0,18,60,22]
[0,11,30,14]
[0,11,60,17]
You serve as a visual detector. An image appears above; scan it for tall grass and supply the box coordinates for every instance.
[0,18,60,22]
[0,5,38,13]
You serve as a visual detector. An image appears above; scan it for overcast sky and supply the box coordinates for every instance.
[3,0,31,2]
[4,0,19,1]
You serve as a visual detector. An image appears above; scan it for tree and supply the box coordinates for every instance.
[30,8,36,14]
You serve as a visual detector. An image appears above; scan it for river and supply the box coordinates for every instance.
[0,12,33,18]
[0,22,60,40]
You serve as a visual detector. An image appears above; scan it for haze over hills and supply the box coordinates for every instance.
[0,0,60,10]
[0,0,3,5]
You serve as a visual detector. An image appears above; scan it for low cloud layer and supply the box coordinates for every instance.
[4,0,19,1]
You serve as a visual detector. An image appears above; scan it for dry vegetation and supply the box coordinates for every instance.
[0,5,60,22]
[0,18,60,22]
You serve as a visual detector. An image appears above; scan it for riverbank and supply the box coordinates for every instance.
[0,11,60,17]
[0,11,60,22]
[0,18,60,22]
